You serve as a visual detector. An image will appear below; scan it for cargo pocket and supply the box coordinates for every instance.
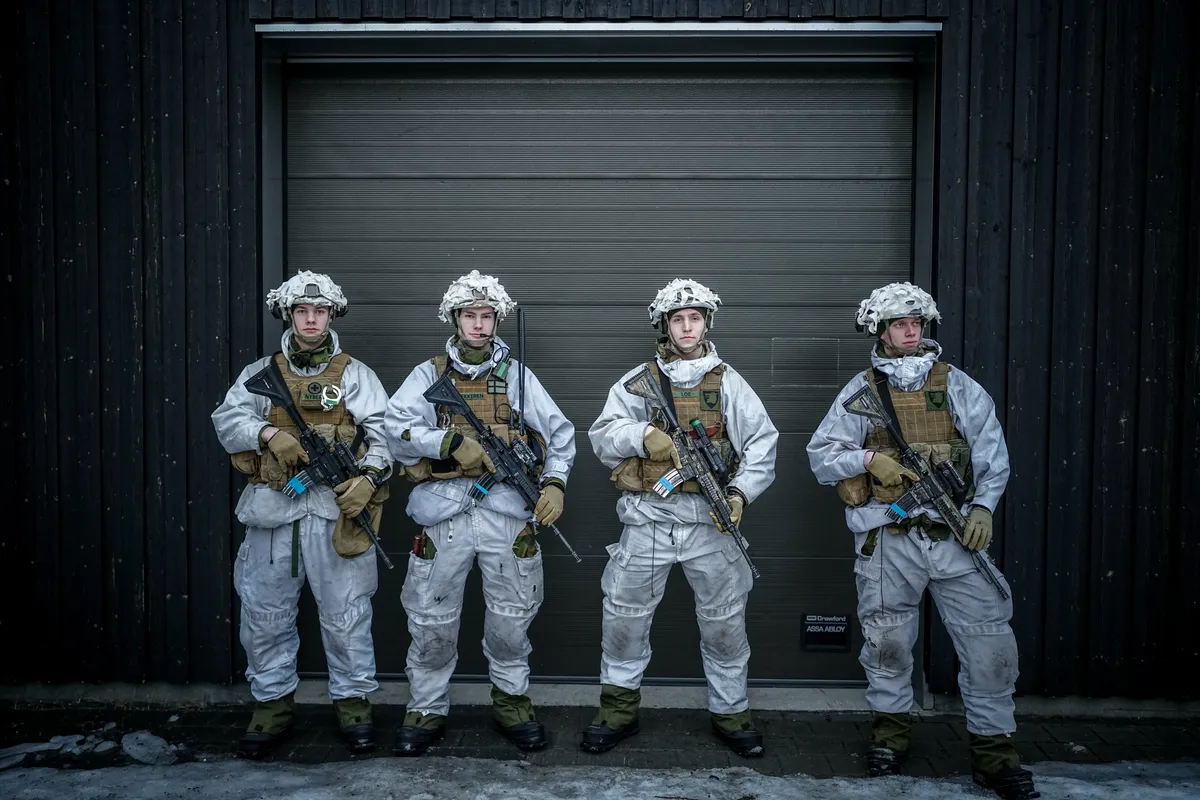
[511,547,544,609]
[401,550,437,612]
[720,537,754,594]
[853,529,883,579]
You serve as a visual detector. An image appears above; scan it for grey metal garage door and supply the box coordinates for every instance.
[284,61,913,684]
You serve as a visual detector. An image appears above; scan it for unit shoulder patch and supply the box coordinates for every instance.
[925,389,949,411]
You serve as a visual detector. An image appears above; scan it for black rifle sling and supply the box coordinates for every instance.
[655,363,680,426]
[871,367,909,450]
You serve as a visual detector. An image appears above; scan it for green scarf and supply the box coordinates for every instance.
[289,333,334,369]
[452,335,493,366]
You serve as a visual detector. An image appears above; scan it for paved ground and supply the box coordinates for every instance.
[3,703,1199,777]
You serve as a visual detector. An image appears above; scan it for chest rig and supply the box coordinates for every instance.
[400,354,546,483]
[836,362,976,508]
[610,361,738,494]
[230,352,366,492]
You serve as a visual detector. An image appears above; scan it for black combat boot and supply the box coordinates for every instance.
[711,711,765,758]
[865,711,913,776]
[393,711,446,757]
[491,686,547,751]
[970,733,1040,799]
[580,684,641,753]
[236,693,295,760]
[333,696,377,754]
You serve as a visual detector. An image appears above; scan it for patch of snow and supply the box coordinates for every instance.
[0,758,1196,800]
[120,732,178,766]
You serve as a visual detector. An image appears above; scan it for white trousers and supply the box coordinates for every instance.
[233,514,379,702]
[854,528,1018,735]
[401,506,543,716]
[599,520,754,715]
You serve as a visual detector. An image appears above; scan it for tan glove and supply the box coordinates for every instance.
[961,506,993,552]
[711,491,745,534]
[451,436,495,473]
[865,452,919,487]
[334,474,375,518]
[266,430,308,470]
[643,427,682,468]
[533,484,564,526]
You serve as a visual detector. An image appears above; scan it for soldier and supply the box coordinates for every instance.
[212,271,393,758]
[385,270,576,756]
[581,278,779,758]
[806,282,1038,799]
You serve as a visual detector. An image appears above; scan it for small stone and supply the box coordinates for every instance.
[121,731,178,766]
[0,754,28,771]
[0,742,64,759]
[95,741,117,754]
[103,722,117,732]
[49,735,83,748]
[168,714,180,723]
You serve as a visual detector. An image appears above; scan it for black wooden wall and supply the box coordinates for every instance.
[6,0,259,684]
[5,0,1198,699]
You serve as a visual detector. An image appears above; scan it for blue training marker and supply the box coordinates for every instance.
[473,482,490,496]
[287,476,310,496]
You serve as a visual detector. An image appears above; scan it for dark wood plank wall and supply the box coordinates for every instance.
[5,0,1197,700]
[7,0,259,684]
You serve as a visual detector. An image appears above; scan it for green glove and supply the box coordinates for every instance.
[534,484,564,526]
[710,491,745,535]
[643,427,682,468]
[266,430,308,470]
[962,506,993,552]
[866,452,919,487]
[333,474,375,518]
[449,435,495,473]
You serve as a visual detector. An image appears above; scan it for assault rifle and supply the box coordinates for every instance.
[244,360,395,570]
[842,379,1008,600]
[422,373,582,563]
[623,367,761,579]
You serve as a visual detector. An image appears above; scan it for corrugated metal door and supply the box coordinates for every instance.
[285,62,913,683]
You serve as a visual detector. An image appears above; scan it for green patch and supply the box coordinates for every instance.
[487,378,507,394]
[925,389,949,411]
[301,381,324,404]
[459,392,486,401]
[674,389,699,399]
[701,389,721,411]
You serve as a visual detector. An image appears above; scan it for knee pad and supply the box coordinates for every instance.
[318,597,370,633]
[696,599,750,662]
[948,621,1019,696]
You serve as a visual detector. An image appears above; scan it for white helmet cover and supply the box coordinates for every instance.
[648,278,722,329]
[438,269,517,324]
[855,282,941,335]
[266,271,349,319]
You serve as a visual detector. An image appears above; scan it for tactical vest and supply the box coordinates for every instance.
[400,354,547,483]
[836,362,976,507]
[610,361,737,494]
[229,352,364,492]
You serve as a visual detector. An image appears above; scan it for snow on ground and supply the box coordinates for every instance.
[2,758,1199,800]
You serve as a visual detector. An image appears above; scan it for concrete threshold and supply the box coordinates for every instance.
[2,682,1198,719]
